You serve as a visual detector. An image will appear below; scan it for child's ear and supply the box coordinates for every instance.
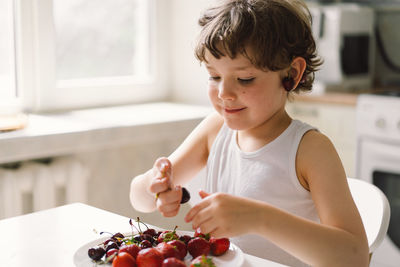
[290,57,306,88]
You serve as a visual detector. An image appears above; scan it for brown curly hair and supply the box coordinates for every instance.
[195,0,322,93]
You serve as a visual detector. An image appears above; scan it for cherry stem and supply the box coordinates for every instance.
[99,231,113,236]
[129,218,140,235]
[138,217,150,230]
[136,217,143,233]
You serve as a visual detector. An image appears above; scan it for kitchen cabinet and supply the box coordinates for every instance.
[286,101,356,177]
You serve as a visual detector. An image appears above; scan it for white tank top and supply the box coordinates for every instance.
[206,119,319,267]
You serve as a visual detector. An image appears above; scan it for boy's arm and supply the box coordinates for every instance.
[258,131,369,266]
[129,112,223,213]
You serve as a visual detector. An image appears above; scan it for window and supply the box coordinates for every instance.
[0,0,17,106]
[12,0,167,112]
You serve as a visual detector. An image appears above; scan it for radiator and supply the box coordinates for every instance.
[0,156,90,219]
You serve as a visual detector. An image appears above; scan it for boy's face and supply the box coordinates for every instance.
[205,50,288,132]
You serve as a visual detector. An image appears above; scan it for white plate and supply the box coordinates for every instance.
[74,230,244,267]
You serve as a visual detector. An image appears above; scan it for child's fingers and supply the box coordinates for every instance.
[156,185,182,207]
[199,189,210,199]
[154,157,172,175]
[208,226,226,239]
[195,217,218,237]
[149,177,170,194]
[190,206,214,230]
[184,197,211,223]
[156,186,182,217]
[160,206,181,217]
[157,200,181,214]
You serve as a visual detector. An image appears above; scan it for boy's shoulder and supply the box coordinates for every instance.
[301,129,332,149]
[201,112,225,151]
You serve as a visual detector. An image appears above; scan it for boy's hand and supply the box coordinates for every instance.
[185,190,257,238]
[149,157,182,217]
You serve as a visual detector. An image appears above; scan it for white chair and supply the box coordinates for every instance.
[347,178,391,258]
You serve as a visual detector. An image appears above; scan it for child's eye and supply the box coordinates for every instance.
[238,77,255,84]
[209,76,220,81]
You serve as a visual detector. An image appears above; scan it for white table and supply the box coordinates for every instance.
[0,203,286,267]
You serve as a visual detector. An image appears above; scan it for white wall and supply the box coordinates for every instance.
[168,0,215,106]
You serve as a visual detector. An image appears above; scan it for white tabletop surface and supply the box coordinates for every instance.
[0,203,286,267]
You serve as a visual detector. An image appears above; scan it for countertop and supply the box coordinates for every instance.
[0,102,212,165]
[291,92,359,106]
[291,87,400,106]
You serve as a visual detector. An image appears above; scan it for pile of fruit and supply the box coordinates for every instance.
[87,218,230,267]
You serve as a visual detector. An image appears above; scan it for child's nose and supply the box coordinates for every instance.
[218,80,236,100]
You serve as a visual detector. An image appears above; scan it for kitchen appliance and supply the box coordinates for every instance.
[308,3,375,90]
[373,4,400,87]
[356,92,400,267]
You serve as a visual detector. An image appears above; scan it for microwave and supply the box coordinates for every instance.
[374,4,400,88]
[308,3,375,91]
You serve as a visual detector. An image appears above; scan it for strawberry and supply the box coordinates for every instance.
[157,227,179,243]
[209,237,230,256]
[187,237,210,259]
[189,255,216,267]
[167,240,187,260]
[194,228,210,241]
[119,244,140,259]
[155,242,180,259]
[161,257,186,267]
[136,247,163,267]
[112,252,136,267]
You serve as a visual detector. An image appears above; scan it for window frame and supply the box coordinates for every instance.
[14,0,169,112]
[0,0,17,104]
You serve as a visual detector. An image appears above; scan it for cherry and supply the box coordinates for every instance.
[106,241,119,251]
[141,233,154,243]
[88,246,106,261]
[143,228,158,237]
[180,187,191,204]
[140,240,153,249]
[179,235,192,245]
[106,248,119,263]
[133,234,142,242]
[113,232,125,239]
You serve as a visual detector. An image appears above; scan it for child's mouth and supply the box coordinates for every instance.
[224,107,246,114]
